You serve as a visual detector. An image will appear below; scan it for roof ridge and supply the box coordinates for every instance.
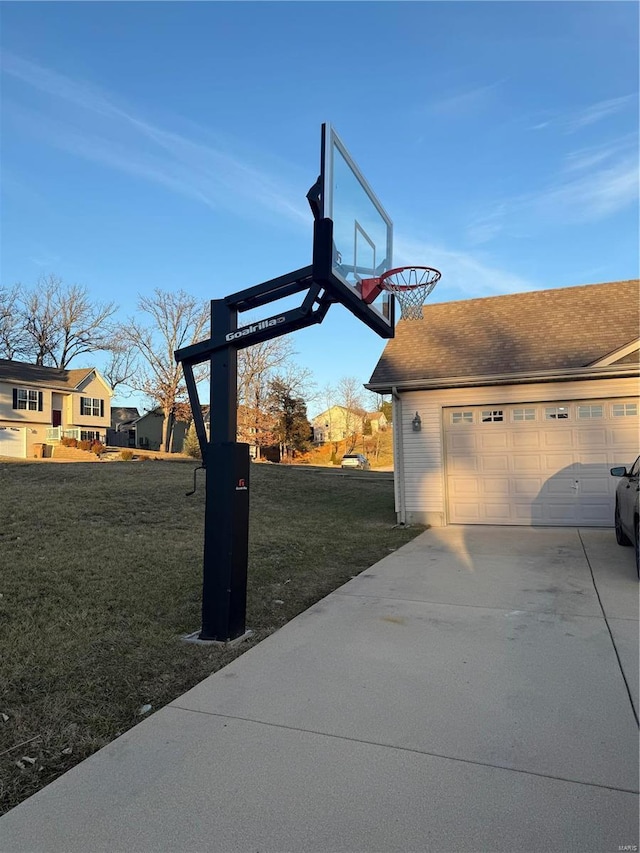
[423,278,639,310]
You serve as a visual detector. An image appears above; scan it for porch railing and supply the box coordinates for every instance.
[46,428,92,442]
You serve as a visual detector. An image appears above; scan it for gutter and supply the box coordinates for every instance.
[366,363,639,395]
[391,386,406,526]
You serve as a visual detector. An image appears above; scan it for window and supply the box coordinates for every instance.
[545,406,570,420]
[577,405,603,419]
[80,430,100,442]
[451,411,473,424]
[612,403,638,417]
[481,410,504,422]
[512,408,536,422]
[12,388,43,412]
[80,397,104,417]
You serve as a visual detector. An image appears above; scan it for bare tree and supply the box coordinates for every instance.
[123,289,209,452]
[237,336,294,458]
[316,383,336,447]
[0,285,28,360]
[53,280,117,368]
[23,285,59,366]
[102,332,138,395]
[337,375,365,452]
[17,275,117,368]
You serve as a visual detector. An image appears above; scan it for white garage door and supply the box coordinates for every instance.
[0,427,27,459]
[445,399,639,526]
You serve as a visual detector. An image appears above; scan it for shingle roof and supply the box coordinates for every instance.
[111,406,140,425]
[0,359,96,390]
[368,280,639,389]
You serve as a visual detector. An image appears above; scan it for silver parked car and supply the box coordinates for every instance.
[610,455,639,578]
[340,453,371,471]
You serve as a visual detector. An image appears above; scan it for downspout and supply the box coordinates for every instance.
[392,386,406,525]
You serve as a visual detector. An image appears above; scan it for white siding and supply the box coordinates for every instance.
[397,377,639,526]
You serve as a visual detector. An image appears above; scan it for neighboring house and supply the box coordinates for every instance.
[365,410,388,434]
[133,408,189,452]
[107,406,140,448]
[367,280,640,528]
[202,406,278,460]
[311,406,367,443]
[0,359,112,458]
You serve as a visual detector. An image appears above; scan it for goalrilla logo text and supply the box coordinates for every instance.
[225,317,285,342]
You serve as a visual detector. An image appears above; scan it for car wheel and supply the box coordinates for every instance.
[615,501,632,546]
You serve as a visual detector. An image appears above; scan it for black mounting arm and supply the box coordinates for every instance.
[175,264,334,463]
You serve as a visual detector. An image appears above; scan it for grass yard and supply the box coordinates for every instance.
[0,460,422,814]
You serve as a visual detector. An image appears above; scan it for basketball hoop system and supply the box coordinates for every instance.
[360,266,441,320]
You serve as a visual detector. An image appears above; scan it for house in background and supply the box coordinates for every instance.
[365,411,388,434]
[311,405,367,443]
[107,406,140,448]
[0,359,112,458]
[133,408,189,452]
[367,280,639,528]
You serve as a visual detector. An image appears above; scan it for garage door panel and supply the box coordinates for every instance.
[576,453,609,465]
[447,433,478,452]
[512,455,542,473]
[579,477,615,496]
[608,426,640,445]
[480,456,510,473]
[544,479,578,496]
[479,432,509,450]
[513,478,543,498]
[444,400,639,526]
[576,429,607,447]
[449,478,480,497]
[581,503,615,522]
[512,504,542,524]
[448,455,479,473]
[483,503,513,522]
[512,431,541,449]
[542,431,575,449]
[452,503,481,522]
[482,479,510,497]
[543,502,579,523]
[542,454,576,470]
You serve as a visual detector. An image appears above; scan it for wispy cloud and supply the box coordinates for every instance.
[565,95,635,133]
[1,52,309,226]
[529,95,636,134]
[425,80,507,117]
[394,235,539,299]
[562,135,636,172]
[29,252,61,268]
[467,132,638,244]
[537,152,638,220]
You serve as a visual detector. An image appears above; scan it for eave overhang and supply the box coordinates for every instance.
[366,364,640,395]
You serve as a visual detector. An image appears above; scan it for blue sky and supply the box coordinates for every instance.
[1,1,638,417]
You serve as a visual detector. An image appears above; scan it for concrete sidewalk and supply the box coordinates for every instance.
[1,527,638,852]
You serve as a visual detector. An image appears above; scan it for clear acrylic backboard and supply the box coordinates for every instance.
[317,123,394,335]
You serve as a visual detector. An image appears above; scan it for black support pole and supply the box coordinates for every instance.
[201,299,250,641]
[175,270,335,642]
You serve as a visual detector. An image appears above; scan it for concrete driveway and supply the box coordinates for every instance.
[1,526,638,853]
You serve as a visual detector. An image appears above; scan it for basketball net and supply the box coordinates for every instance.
[381,267,441,320]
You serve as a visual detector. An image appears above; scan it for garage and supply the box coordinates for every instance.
[368,280,639,528]
[0,426,27,459]
[445,399,638,526]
